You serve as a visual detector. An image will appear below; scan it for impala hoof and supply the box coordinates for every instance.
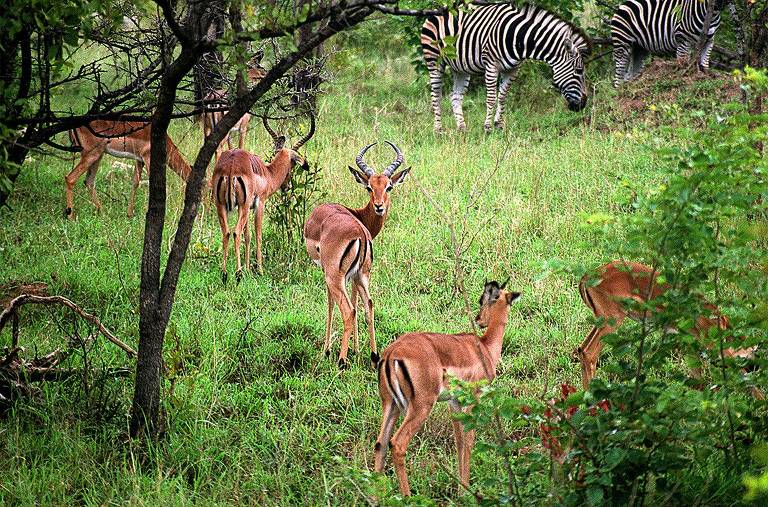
[371,351,380,365]
[235,270,243,284]
[64,207,73,219]
[337,358,348,370]
[221,271,228,285]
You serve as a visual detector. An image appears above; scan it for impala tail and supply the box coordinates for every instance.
[214,174,249,213]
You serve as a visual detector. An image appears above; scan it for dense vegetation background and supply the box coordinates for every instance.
[0,3,767,505]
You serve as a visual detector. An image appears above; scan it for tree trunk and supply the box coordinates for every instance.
[130,41,200,438]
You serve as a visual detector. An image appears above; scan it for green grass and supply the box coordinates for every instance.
[0,45,738,504]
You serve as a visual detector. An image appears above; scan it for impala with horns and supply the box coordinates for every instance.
[66,120,191,219]
[303,142,410,367]
[202,53,267,164]
[212,113,315,282]
[374,280,521,496]
[576,260,762,397]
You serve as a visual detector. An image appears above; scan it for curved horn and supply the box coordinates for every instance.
[383,141,404,177]
[262,114,281,143]
[292,111,316,151]
[355,142,377,177]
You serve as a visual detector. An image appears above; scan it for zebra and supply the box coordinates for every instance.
[611,0,723,87]
[421,3,591,132]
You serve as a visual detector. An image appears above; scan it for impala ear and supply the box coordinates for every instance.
[390,167,410,187]
[348,166,369,186]
[505,291,521,304]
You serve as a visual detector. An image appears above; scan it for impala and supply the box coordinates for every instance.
[575,260,761,396]
[374,280,521,496]
[66,120,191,218]
[303,142,410,367]
[202,55,267,163]
[212,113,315,282]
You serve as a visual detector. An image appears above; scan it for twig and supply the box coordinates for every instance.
[0,295,136,357]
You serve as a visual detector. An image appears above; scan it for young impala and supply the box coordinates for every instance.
[66,120,191,218]
[576,260,761,396]
[303,142,410,367]
[374,280,521,496]
[202,54,267,163]
[212,113,315,282]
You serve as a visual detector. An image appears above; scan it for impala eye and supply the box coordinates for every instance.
[385,185,392,192]
[366,186,372,193]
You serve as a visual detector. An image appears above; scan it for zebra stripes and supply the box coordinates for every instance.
[421,3,590,132]
[611,0,723,86]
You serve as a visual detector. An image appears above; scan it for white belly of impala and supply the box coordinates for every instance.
[105,146,143,161]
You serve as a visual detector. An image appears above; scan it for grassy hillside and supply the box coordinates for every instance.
[0,43,743,504]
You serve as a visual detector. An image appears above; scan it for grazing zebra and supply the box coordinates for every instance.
[611,0,723,87]
[421,3,591,132]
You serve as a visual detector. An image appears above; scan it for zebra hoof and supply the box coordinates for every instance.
[494,122,505,130]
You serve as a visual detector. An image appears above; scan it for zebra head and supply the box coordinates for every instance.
[552,33,589,112]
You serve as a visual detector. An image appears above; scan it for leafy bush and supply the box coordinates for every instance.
[452,69,768,506]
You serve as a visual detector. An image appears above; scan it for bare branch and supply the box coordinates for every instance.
[0,295,137,358]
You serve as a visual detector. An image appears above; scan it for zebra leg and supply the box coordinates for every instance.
[698,36,715,70]
[676,41,691,67]
[628,48,647,81]
[426,62,444,133]
[494,71,516,129]
[483,62,500,133]
[450,72,470,132]
[612,45,630,87]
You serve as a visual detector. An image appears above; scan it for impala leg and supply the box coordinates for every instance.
[351,283,360,354]
[374,397,401,473]
[448,401,466,489]
[243,206,251,274]
[356,275,376,364]
[127,160,144,218]
[234,203,249,283]
[65,147,103,218]
[577,325,611,390]
[323,286,335,356]
[216,204,230,284]
[390,397,437,496]
[238,115,249,149]
[254,198,265,275]
[83,163,102,213]
[326,275,355,368]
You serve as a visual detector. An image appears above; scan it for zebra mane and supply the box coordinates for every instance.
[471,1,593,55]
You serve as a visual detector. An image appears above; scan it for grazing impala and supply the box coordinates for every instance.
[576,260,761,395]
[212,113,315,282]
[303,142,410,367]
[66,120,191,218]
[202,55,267,163]
[374,280,521,496]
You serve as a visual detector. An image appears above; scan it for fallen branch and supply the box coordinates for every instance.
[0,294,136,358]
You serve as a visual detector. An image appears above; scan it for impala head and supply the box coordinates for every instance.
[555,32,590,112]
[263,111,315,189]
[475,279,521,329]
[348,141,410,216]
